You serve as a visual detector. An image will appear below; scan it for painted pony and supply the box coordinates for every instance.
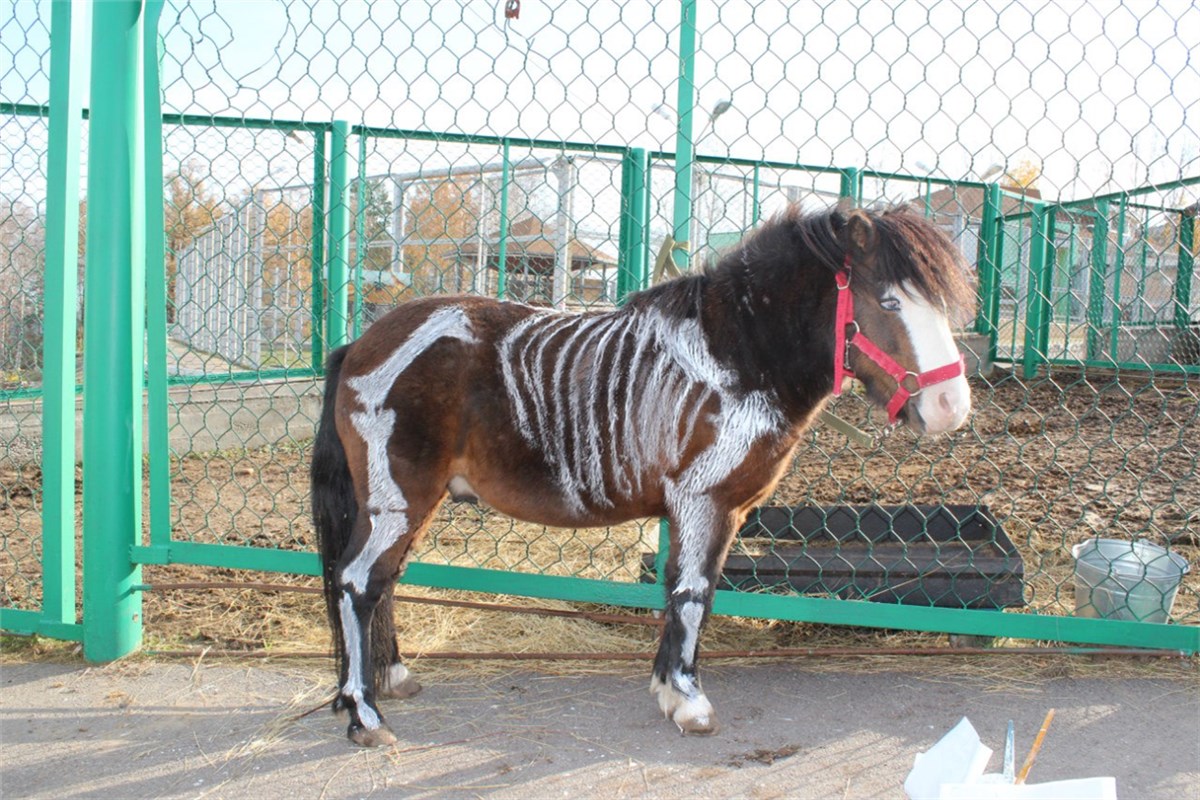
[311,206,976,746]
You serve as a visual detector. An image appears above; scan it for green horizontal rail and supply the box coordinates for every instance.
[0,368,319,403]
[357,124,629,156]
[0,608,84,641]
[129,543,1200,654]
[650,151,849,177]
[3,101,331,134]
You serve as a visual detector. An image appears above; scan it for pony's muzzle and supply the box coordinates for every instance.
[913,377,971,434]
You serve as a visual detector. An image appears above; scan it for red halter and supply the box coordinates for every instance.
[831,258,965,424]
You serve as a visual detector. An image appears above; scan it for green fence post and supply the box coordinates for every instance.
[310,130,327,371]
[1021,202,1049,379]
[974,182,1001,340]
[750,164,761,227]
[1137,207,1150,322]
[41,0,90,631]
[992,209,1010,364]
[143,0,170,556]
[1086,200,1110,361]
[352,131,367,339]
[629,147,649,292]
[617,146,648,302]
[1111,194,1128,360]
[496,140,511,300]
[1039,207,1057,360]
[327,120,351,349]
[1175,207,1195,331]
[839,167,861,206]
[670,0,698,273]
[82,0,149,661]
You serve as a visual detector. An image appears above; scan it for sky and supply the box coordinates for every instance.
[2,0,1198,209]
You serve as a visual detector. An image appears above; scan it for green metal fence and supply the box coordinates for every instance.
[2,0,1198,658]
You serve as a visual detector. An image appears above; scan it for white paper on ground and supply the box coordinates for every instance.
[904,717,995,800]
[937,776,1117,800]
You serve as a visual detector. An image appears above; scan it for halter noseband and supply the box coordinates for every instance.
[832,256,965,424]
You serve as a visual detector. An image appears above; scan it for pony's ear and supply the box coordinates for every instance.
[842,209,877,264]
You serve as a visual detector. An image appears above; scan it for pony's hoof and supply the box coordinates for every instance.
[379,664,422,699]
[379,676,422,700]
[348,723,398,748]
[651,674,719,736]
[675,709,719,736]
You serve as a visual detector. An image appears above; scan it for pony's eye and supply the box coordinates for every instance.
[880,296,902,312]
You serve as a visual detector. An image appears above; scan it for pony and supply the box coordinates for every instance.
[311,205,976,746]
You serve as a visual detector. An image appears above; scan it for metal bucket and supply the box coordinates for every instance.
[1072,538,1190,623]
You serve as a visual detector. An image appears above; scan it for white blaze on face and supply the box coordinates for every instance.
[894,281,971,434]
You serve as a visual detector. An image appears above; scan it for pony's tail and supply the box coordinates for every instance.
[311,345,355,689]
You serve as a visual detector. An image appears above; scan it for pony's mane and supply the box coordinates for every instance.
[764,205,976,318]
[622,205,976,323]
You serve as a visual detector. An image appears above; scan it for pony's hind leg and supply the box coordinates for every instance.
[372,590,422,699]
[332,510,404,747]
[332,461,450,747]
[651,497,739,735]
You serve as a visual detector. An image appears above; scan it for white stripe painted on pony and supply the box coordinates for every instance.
[341,306,477,592]
[339,591,381,730]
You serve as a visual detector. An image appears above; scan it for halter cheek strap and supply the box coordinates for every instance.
[832,258,965,424]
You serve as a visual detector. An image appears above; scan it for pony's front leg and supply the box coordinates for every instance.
[651,497,737,735]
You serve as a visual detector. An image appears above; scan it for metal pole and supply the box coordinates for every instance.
[629,147,649,293]
[327,120,351,348]
[1177,207,1196,331]
[670,0,698,273]
[41,0,90,630]
[143,0,170,554]
[353,132,367,338]
[310,130,327,371]
[82,0,147,661]
[497,141,511,299]
[1111,194,1128,359]
[1086,201,1111,361]
[839,167,861,206]
[974,182,1001,341]
[1021,202,1048,379]
[617,146,649,303]
[552,156,574,308]
[751,164,761,226]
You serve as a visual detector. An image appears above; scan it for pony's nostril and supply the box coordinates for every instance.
[938,391,954,414]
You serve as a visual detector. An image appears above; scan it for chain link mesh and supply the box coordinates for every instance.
[2,0,1197,630]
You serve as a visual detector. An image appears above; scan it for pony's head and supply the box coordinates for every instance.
[830,207,976,435]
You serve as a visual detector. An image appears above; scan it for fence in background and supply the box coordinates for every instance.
[1,0,1198,659]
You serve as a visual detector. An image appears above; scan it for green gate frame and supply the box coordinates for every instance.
[3,0,1198,660]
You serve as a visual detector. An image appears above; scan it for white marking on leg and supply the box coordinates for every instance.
[341,511,406,593]
[448,476,476,498]
[678,599,705,668]
[650,672,714,731]
[384,663,410,690]
[339,592,381,730]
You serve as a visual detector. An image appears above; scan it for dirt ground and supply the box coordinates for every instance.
[1,655,1197,800]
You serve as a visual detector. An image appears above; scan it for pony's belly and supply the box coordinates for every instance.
[460,469,666,529]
